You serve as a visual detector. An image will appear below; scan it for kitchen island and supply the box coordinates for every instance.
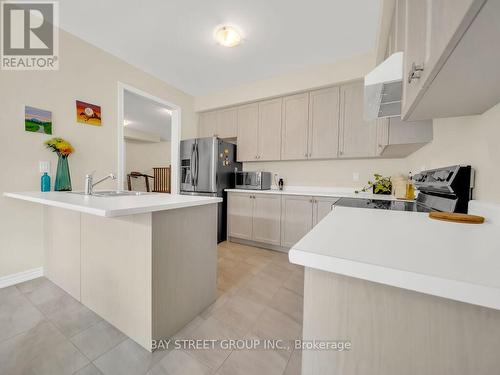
[289,201,500,375]
[4,191,222,351]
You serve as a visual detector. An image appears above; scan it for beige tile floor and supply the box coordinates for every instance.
[0,241,304,375]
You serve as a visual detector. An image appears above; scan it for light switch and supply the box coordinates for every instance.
[352,172,360,182]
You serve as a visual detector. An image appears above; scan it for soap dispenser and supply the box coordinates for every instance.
[39,161,51,192]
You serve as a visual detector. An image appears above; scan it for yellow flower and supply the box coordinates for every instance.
[44,138,74,156]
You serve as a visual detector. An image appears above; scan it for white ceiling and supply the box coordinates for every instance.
[124,90,171,141]
[59,0,379,96]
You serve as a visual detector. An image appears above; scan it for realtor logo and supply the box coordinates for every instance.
[1,1,59,70]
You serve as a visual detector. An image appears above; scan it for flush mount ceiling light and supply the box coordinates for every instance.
[214,25,242,47]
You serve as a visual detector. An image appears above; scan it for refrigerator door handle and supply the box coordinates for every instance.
[194,143,200,187]
[190,143,196,188]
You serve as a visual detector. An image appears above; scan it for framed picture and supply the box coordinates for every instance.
[25,106,52,134]
[76,100,102,126]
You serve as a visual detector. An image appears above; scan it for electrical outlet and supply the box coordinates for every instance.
[352,172,360,182]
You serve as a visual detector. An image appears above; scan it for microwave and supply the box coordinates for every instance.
[235,171,272,190]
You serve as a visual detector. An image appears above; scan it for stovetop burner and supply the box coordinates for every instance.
[334,197,432,213]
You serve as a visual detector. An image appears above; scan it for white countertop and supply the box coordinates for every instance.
[3,191,222,217]
[226,186,405,201]
[289,201,500,311]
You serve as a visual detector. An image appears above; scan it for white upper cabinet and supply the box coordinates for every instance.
[258,98,282,161]
[308,87,340,159]
[339,82,377,158]
[216,107,238,139]
[236,103,259,162]
[281,93,310,160]
[402,0,500,120]
[198,111,217,138]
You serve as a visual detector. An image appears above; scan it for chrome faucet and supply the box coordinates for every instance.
[84,172,116,195]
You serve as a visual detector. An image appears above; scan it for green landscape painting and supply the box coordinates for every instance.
[25,106,52,134]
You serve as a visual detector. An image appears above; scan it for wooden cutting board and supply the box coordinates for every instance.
[429,211,485,224]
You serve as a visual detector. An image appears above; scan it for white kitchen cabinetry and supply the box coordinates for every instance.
[228,192,339,250]
[308,87,340,159]
[236,99,282,162]
[281,195,314,248]
[402,0,500,120]
[199,108,237,139]
[228,192,281,246]
[227,192,253,240]
[258,98,282,161]
[216,108,238,139]
[236,103,259,162]
[252,194,281,246]
[313,197,339,225]
[375,117,433,158]
[281,93,310,160]
[339,82,377,158]
[198,111,217,138]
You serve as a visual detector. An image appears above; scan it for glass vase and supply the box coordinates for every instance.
[55,155,72,191]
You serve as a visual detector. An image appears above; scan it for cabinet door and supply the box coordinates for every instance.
[258,98,282,161]
[339,82,377,158]
[308,87,340,159]
[401,0,429,117]
[281,195,313,248]
[252,194,281,246]
[228,193,253,240]
[199,111,217,138]
[217,107,237,139]
[375,118,390,156]
[236,103,259,162]
[281,93,309,160]
[313,197,339,226]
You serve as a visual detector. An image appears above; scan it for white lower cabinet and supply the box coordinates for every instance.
[229,192,338,250]
[252,194,281,245]
[228,192,281,245]
[281,195,314,248]
[227,193,254,240]
[313,197,339,225]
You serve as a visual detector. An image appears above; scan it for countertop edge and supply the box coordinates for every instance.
[225,188,406,201]
[4,192,222,217]
[289,248,500,311]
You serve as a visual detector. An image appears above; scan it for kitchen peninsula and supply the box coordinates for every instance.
[290,201,500,374]
[4,191,221,351]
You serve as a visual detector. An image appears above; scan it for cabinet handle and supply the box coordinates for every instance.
[408,62,424,84]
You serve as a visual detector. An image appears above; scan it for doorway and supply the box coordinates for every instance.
[117,82,180,194]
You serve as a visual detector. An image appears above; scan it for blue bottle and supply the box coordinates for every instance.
[41,172,51,192]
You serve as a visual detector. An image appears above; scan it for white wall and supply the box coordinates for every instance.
[244,159,407,190]
[125,140,171,191]
[194,52,375,111]
[408,102,500,203]
[0,29,196,278]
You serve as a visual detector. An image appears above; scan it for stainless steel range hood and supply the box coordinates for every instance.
[364,52,403,121]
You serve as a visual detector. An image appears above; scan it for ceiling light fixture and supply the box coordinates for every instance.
[214,25,242,47]
[123,119,132,126]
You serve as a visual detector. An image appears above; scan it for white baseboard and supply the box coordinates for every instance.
[0,267,44,289]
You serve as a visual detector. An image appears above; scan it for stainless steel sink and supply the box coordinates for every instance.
[69,191,152,197]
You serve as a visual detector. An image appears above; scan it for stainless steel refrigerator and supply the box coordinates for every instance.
[180,137,242,243]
